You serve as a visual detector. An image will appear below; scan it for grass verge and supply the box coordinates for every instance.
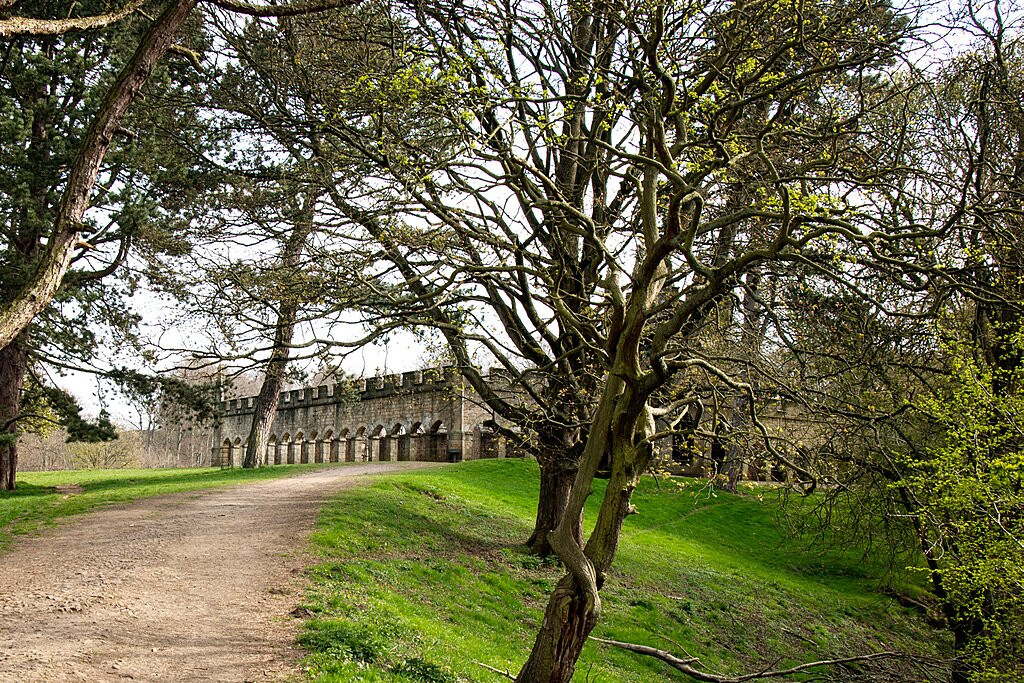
[298,459,948,682]
[0,463,330,551]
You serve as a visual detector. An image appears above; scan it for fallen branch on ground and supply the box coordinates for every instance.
[474,660,515,680]
[590,637,909,682]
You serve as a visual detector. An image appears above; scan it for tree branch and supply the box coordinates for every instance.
[0,0,143,37]
[591,637,909,682]
[205,0,361,17]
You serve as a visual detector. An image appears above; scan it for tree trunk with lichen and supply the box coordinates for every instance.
[0,335,29,490]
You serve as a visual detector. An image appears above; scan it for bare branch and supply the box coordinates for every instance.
[591,637,910,682]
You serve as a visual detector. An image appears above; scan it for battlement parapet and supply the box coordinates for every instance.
[216,366,461,415]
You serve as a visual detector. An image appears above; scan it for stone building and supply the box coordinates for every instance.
[212,367,817,482]
[211,368,514,466]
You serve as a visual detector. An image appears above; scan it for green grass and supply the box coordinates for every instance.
[299,459,949,682]
[0,463,330,550]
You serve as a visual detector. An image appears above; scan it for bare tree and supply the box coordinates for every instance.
[308,0,931,678]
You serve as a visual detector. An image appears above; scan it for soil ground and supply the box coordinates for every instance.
[0,462,434,682]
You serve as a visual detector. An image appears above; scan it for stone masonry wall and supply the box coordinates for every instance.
[211,369,510,467]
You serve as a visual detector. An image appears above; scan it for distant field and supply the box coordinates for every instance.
[0,464,327,550]
[298,459,949,682]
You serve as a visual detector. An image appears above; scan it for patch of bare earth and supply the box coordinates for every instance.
[0,462,435,682]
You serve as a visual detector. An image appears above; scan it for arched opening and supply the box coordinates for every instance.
[428,421,449,462]
[283,432,294,464]
[323,429,337,463]
[369,425,387,461]
[268,434,279,466]
[218,438,231,467]
[393,424,410,461]
[409,422,426,461]
[301,431,315,464]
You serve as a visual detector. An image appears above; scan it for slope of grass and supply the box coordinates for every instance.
[0,463,328,550]
[299,459,948,682]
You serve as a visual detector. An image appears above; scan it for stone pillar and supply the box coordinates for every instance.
[448,432,471,461]
[409,435,423,461]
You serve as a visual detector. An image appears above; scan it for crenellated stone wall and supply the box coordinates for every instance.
[210,368,511,467]
[212,367,814,482]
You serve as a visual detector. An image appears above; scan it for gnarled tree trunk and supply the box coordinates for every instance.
[526,450,582,556]
[516,374,653,683]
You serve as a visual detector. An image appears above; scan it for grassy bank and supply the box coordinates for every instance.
[0,463,327,550]
[298,459,947,682]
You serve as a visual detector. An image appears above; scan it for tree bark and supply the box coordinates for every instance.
[242,300,298,468]
[0,1,143,38]
[516,454,646,682]
[0,0,198,350]
[526,453,582,556]
[0,335,29,490]
[514,572,600,682]
[241,192,317,468]
[516,372,652,682]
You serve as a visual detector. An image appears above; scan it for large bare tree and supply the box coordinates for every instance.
[309,0,931,678]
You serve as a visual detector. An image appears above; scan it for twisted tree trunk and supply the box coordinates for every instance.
[516,374,653,682]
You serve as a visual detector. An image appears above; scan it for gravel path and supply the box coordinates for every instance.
[0,462,433,682]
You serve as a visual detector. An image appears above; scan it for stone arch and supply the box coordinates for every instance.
[392,424,410,461]
[369,424,387,461]
[322,428,338,463]
[231,437,243,467]
[218,437,231,467]
[428,421,448,462]
[409,421,426,460]
[338,428,353,462]
[268,433,280,465]
[284,431,295,464]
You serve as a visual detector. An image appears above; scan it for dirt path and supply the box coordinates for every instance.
[0,462,433,682]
